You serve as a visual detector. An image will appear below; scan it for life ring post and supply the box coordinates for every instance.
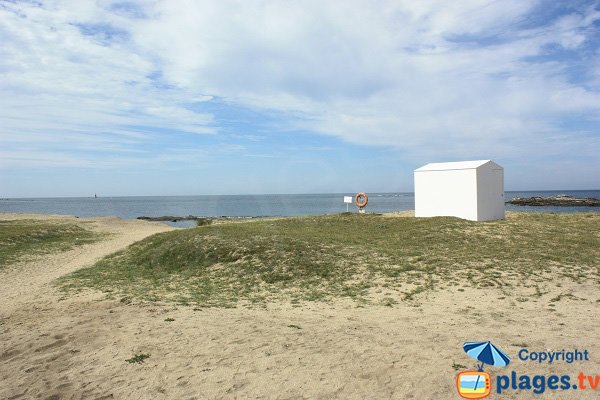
[354,192,368,213]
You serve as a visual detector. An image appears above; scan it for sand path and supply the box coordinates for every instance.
[0,214,173,317]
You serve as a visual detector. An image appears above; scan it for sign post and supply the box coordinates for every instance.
[343,196,352,212]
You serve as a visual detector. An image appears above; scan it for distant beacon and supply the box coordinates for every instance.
[414,160,505,221]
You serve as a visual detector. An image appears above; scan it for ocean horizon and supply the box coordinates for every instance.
[1,191,598,226]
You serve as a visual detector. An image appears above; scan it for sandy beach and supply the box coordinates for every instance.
[1,213,599,399]
[4,1,600,398]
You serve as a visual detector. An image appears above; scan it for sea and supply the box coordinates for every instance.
[1,190,598,228]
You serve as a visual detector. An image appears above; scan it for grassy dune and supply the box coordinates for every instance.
[0,219,102,268]
[58,212,600,307]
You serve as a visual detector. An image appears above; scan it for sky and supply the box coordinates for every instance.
[1,0,599,197]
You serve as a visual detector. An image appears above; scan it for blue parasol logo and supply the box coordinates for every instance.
[463,341,511,371]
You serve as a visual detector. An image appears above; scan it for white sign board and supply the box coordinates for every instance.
[343,196,353,203]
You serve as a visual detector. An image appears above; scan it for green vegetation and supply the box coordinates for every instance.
[58,213,600,307]
[452,362,468,371]
[0,219,102,268]
[125,353,150,364]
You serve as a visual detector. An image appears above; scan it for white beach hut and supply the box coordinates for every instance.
[414,160,505,221]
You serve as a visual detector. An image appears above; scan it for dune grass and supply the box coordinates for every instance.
[0,219,102,268]
[58,212,600,307]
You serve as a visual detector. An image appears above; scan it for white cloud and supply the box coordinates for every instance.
[0,0,215,164]
[121,1,600,156]
[1,0,600,171]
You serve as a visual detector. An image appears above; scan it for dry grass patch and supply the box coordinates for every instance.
[57,212,600,307]
[0,219,103,268]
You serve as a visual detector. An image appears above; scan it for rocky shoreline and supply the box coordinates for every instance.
[136,215,269,225]
[507,195,600,207]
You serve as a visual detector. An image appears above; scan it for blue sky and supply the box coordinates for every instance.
[1,0,599,197]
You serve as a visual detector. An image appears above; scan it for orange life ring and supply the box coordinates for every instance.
[354,192,368,208]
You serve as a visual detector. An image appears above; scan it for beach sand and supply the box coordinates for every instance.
[1,214,599,399]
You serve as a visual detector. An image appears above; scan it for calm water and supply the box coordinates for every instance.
[0,191,598,224]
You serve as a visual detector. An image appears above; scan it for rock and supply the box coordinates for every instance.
[137,216,212,225]
[507,196,600,207]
